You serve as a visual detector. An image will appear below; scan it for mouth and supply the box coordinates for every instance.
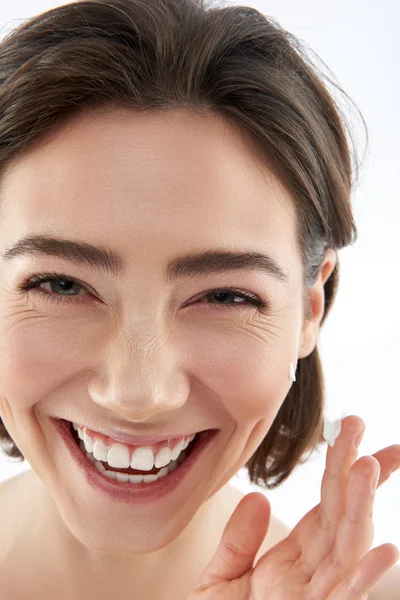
[54,417,218,502]
[68,420,202,477]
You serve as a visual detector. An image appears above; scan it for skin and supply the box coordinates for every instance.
[0,105,372,598]
[190,417,400,599]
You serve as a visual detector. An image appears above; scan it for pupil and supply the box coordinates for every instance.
[214,292,231,303]
[56,279,76,294]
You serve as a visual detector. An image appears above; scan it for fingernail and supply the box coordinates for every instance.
[323,419,342,447]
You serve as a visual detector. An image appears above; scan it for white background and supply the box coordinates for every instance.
[0,0,399,562]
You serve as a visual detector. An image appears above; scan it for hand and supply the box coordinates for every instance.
[188,416,400,599]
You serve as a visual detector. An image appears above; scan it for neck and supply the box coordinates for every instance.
[10,470,240,600]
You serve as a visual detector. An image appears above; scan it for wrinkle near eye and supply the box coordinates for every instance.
[3,301,49,328]
[237,307,285,342]
[245,321,284,346]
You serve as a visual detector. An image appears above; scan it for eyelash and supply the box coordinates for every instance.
[17,271,268,312]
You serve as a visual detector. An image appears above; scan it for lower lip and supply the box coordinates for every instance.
[52,418,218,504]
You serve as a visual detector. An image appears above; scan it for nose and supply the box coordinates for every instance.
[89,368,189,422]
[88,348,189,423]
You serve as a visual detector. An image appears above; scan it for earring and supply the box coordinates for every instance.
[289,362,296,382]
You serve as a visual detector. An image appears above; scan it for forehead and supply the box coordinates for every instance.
[0,108,300,274]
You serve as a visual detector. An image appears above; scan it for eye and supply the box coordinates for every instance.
[18,272,268,312]
[194,288,267,311]
[17,271,90,305]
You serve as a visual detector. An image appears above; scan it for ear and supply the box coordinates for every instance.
[298,248,337,359]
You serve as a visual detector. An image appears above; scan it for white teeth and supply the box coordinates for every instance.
[157,466,169,478]
[114,471,130,483]
[107,443,131,469]
[74,422,197,472]
[130,446,155,471]
[186,433,196,447]
[83,430,94,453]
[154,447,171,468]
[142,474,159,483]
[92,439,108,462]
[170,439,185,461]
[128,473,144,483]
[182,438,191,451]
[78,440,186,484]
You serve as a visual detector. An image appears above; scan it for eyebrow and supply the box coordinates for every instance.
[2,234,289,284]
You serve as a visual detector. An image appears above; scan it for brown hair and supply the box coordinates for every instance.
[0,0,366,487]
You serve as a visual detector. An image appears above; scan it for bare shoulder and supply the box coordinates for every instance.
[0,473,27,593]
[0,470,33,556]
[0,471,24,521]
[369,564,400,599]
[0,469,32,502]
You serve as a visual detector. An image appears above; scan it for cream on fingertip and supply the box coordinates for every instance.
[323,419,342,447]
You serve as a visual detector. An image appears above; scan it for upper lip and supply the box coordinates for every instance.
[61,419,208,446]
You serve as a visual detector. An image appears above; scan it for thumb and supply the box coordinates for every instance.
[194,492,271,591]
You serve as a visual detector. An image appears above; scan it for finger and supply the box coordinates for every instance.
[284,418,399,580]
[305,418,399,574]
[331,456,379,566]
[319,416,365,537]
[290,416,365,577]
[311,455,380,597]
[329,543,399,599]
[371,444,400,487]
[193,492,270,591]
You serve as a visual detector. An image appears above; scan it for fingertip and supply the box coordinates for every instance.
[244,491,270,510]
[372,543,400,570]
[384,542,400,563]
[343,414,365,435]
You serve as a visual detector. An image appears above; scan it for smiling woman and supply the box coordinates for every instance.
[0,1,398,599]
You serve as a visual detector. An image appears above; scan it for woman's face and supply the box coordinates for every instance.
[0,107,334,554]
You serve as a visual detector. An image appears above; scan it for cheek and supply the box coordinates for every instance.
[204,353,293,427]
[0,316,90,433]
[184,319,298,428]
[0,315,98,471]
